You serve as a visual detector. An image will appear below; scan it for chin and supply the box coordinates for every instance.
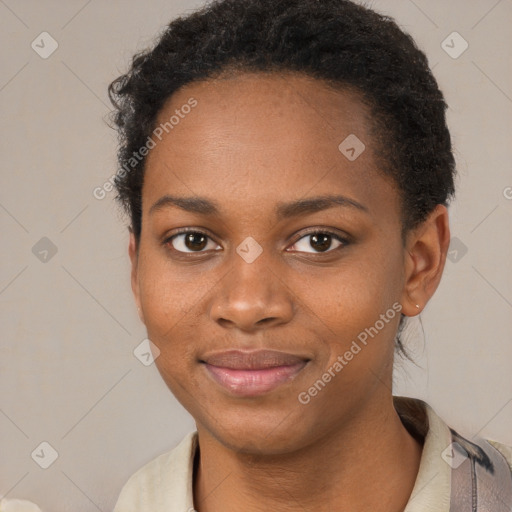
[196,402,320,456]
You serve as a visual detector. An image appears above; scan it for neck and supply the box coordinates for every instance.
[193,395,423,512]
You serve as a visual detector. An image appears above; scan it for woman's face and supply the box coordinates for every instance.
[131,72,412,454]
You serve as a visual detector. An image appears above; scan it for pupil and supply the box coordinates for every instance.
[186,233,207,251]
[311,233,331,252]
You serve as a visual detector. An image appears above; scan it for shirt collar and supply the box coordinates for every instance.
[395,396,452,512]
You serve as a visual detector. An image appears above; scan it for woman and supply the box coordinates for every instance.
[108,0,512,510]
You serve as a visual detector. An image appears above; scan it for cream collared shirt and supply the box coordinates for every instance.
[113,397,512,511]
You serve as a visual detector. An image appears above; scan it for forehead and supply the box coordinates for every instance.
[142,71,398,220]
[154,70,373,153]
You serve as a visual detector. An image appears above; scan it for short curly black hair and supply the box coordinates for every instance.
[108,0,456,359]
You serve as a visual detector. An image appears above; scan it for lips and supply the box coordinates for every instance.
[200,349,310,397]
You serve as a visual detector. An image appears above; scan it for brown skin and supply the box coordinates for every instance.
[128,71,450,511]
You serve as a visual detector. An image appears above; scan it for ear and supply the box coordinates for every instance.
[400,204,451,317]
[128,228,145,324]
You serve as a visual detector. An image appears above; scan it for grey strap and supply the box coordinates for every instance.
[449,429,512,511]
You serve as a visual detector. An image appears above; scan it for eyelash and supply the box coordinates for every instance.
[289,228,351,254]
[162,227,351,256]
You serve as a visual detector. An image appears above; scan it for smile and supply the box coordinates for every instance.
[200,349,310,397]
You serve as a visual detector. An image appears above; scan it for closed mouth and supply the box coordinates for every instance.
[200,349,310,396]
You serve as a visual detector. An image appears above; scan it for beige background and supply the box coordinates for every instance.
[1,0,511,510]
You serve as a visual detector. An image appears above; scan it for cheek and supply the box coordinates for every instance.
[136,247,224,388]
[137,249,206,337]
[298,255,401,333]
[292,246,403,376]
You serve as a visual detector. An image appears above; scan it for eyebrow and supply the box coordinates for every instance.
[275,195,369,219]
[148,194,369,219]
[149,195,219,216]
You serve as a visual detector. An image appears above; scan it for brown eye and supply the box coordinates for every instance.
[289,231,349,254]
[310,233,333,252]
[168,231,221,253]
[185,232,207,251]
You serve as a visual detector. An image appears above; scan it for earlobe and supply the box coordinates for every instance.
[400,205,450,317]
[128,229,145,324]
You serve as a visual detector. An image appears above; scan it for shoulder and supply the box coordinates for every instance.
[113,431,198,512]
[395,396,512,511]
[486,439,512,471]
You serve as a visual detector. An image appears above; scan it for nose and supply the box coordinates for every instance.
[209,251,294,332]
